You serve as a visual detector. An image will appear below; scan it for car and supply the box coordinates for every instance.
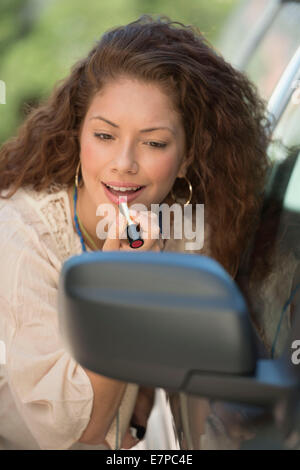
[58,9,300,451]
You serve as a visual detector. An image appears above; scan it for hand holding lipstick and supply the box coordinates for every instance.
[118,199,144,249]
[127,209,162,252]
[102,204,162,252]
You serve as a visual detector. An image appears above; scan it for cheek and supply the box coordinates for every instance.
[149,154,180,184]
[81,139,102,175]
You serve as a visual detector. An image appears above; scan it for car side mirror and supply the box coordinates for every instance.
[58,252,257,387]
[58,251,298,406]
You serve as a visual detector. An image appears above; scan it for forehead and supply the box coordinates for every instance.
[85,78,180,123]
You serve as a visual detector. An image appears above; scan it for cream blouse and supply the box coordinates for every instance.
[0,183,140,450]
[1,181,295,450]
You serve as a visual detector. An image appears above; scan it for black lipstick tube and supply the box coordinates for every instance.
[119,199,144,249]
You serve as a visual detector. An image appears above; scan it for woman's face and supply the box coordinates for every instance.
[78,77,187,212]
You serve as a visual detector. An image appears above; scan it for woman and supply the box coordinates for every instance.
[0,14,271,450]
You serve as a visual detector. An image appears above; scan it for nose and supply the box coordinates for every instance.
[111,143,138,174]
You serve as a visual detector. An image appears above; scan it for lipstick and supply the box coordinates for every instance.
[118,196,144,249]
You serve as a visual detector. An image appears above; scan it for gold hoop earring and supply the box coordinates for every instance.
[75,161,82,189]
[171,176,193,206]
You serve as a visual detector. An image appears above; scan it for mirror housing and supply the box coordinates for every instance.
[58,252,258,393]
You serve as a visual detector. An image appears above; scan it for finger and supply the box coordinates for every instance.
[120,427,139,449]
[102,213,127,251]
[117,210,160,252]
[132,210,159,226]
[117,209,141,251]
[132,211,160,245]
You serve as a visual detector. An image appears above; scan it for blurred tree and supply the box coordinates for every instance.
[0,0,45,57]
[0,0,239,144]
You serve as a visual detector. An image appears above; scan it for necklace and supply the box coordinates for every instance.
[73,184,99,251]
[72,182,121,450]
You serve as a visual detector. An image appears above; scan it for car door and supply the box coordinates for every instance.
[168,48,300,451]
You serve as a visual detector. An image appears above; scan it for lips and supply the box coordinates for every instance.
[102,182,146,204]
[104,181,143,188]
[103,183,143,195]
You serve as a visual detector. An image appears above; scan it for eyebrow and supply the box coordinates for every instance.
[89,115,175,135]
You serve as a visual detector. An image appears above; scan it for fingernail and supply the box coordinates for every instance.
[130,210,138,216]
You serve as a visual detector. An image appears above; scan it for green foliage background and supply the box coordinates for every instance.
[0,0,239,144]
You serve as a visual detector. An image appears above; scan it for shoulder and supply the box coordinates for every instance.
[0,182,67,226]
[0,183,78,264]
[0,186,39,254]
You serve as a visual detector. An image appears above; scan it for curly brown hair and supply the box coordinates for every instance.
[0,14,272,278]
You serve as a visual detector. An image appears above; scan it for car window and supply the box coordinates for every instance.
[270,87,300,153]
[285,154,300,212]
[266,89,300,338]
[170,67,300,451]
[246,3,300,101]
[239,79,300,360]
[217,0,270,63]
[218,0,300,101]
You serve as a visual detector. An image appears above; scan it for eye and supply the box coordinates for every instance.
[94,133,113,141]
[147,141,167,149]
